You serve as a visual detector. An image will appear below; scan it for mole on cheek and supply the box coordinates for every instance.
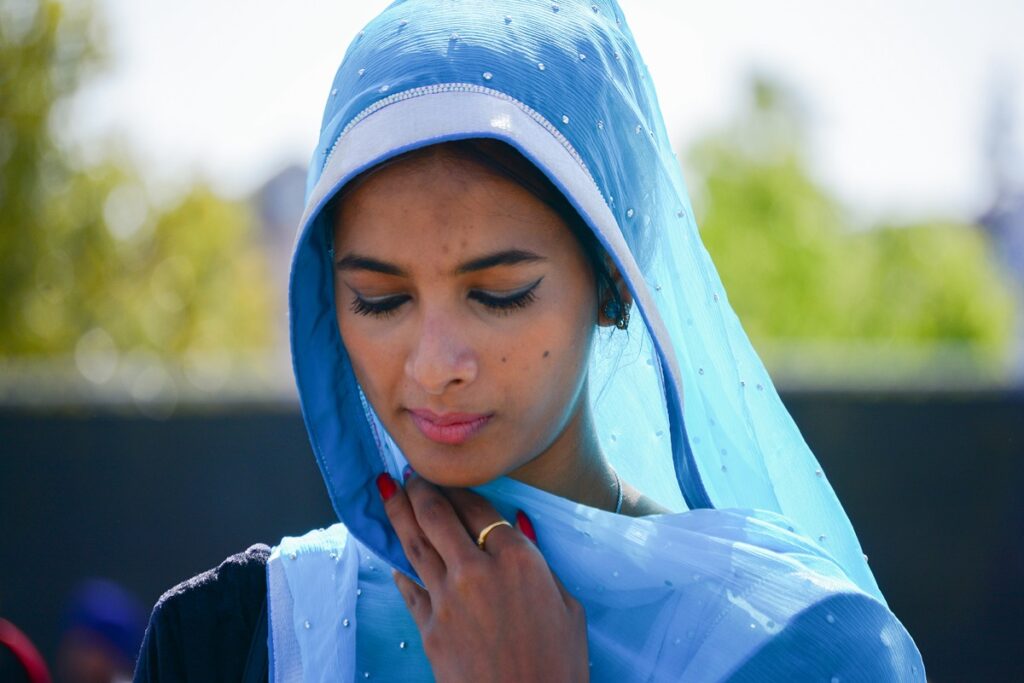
[501,357,507,363]
[543,350,550,358]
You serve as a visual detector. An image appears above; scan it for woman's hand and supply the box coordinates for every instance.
[376,472,589,683]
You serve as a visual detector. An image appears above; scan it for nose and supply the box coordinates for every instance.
[404,311,478,395]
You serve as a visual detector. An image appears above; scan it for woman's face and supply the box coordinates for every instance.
[332,146,599,487]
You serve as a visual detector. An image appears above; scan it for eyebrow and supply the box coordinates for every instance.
[334,249,546,276]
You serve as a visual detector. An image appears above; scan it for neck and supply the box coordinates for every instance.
[506,399,619,512]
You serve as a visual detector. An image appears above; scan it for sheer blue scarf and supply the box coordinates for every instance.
[269,1,924,680]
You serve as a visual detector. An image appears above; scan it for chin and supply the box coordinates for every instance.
[407,459,501,489]
[402,440,512,489]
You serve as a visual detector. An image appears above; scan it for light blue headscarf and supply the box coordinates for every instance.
[269,1,925,680]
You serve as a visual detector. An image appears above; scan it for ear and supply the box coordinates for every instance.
[596,256,634,328]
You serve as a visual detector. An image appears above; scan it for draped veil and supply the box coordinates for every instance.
[268,1,924,680]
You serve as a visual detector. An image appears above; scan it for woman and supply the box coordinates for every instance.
[136,0,924,680]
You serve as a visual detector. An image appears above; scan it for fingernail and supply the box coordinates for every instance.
[402,465,413,481]
[515,510,537,544]
[376,473,397,501]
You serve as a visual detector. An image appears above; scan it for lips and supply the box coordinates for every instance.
[408,408,493,445]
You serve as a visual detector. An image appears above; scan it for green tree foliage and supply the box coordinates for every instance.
[0,0,273,359]
[687,76,1014,355]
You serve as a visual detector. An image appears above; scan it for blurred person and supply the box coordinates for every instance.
[135,1,924,680]
[57,580,145,683]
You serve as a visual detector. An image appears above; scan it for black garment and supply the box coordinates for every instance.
[134,544,269,683]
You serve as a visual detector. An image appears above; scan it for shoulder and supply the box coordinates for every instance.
[153,543,270,615]
[724,591,925,682]
[134,544,270,682]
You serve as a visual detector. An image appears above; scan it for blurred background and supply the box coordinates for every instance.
[1,0,1021,681]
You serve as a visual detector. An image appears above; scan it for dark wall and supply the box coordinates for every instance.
[1,390,1021,681]
[785,389,1024,681]
[0,406,335,668]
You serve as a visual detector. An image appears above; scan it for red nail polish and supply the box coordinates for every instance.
[516,510,537,544]
[376,473,397,501]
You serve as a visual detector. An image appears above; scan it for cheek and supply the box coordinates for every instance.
[500,300,594,426]
[335,308,403,405]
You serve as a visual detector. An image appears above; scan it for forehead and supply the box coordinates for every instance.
[332,148,574,254]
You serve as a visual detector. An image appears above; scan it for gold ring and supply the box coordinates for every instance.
[476,520,512,550]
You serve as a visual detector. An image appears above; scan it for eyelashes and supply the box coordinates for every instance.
[349,295,409,318]
[469,285,539,313]
[349,278,543,319]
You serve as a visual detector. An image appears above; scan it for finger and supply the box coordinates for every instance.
[393,570,431,630]
[377,473,446,590]
[441,487,521,556]
[512,509,576,606]
[404,475,479,564]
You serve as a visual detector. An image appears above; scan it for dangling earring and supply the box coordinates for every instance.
[616,303,630,330]
[602,300,630,330]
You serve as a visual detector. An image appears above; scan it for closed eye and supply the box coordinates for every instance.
[349,294,410,318]
[348,277,543,319]
[469,277,543,314]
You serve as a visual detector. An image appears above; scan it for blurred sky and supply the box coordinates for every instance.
[67,0,1024,223]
